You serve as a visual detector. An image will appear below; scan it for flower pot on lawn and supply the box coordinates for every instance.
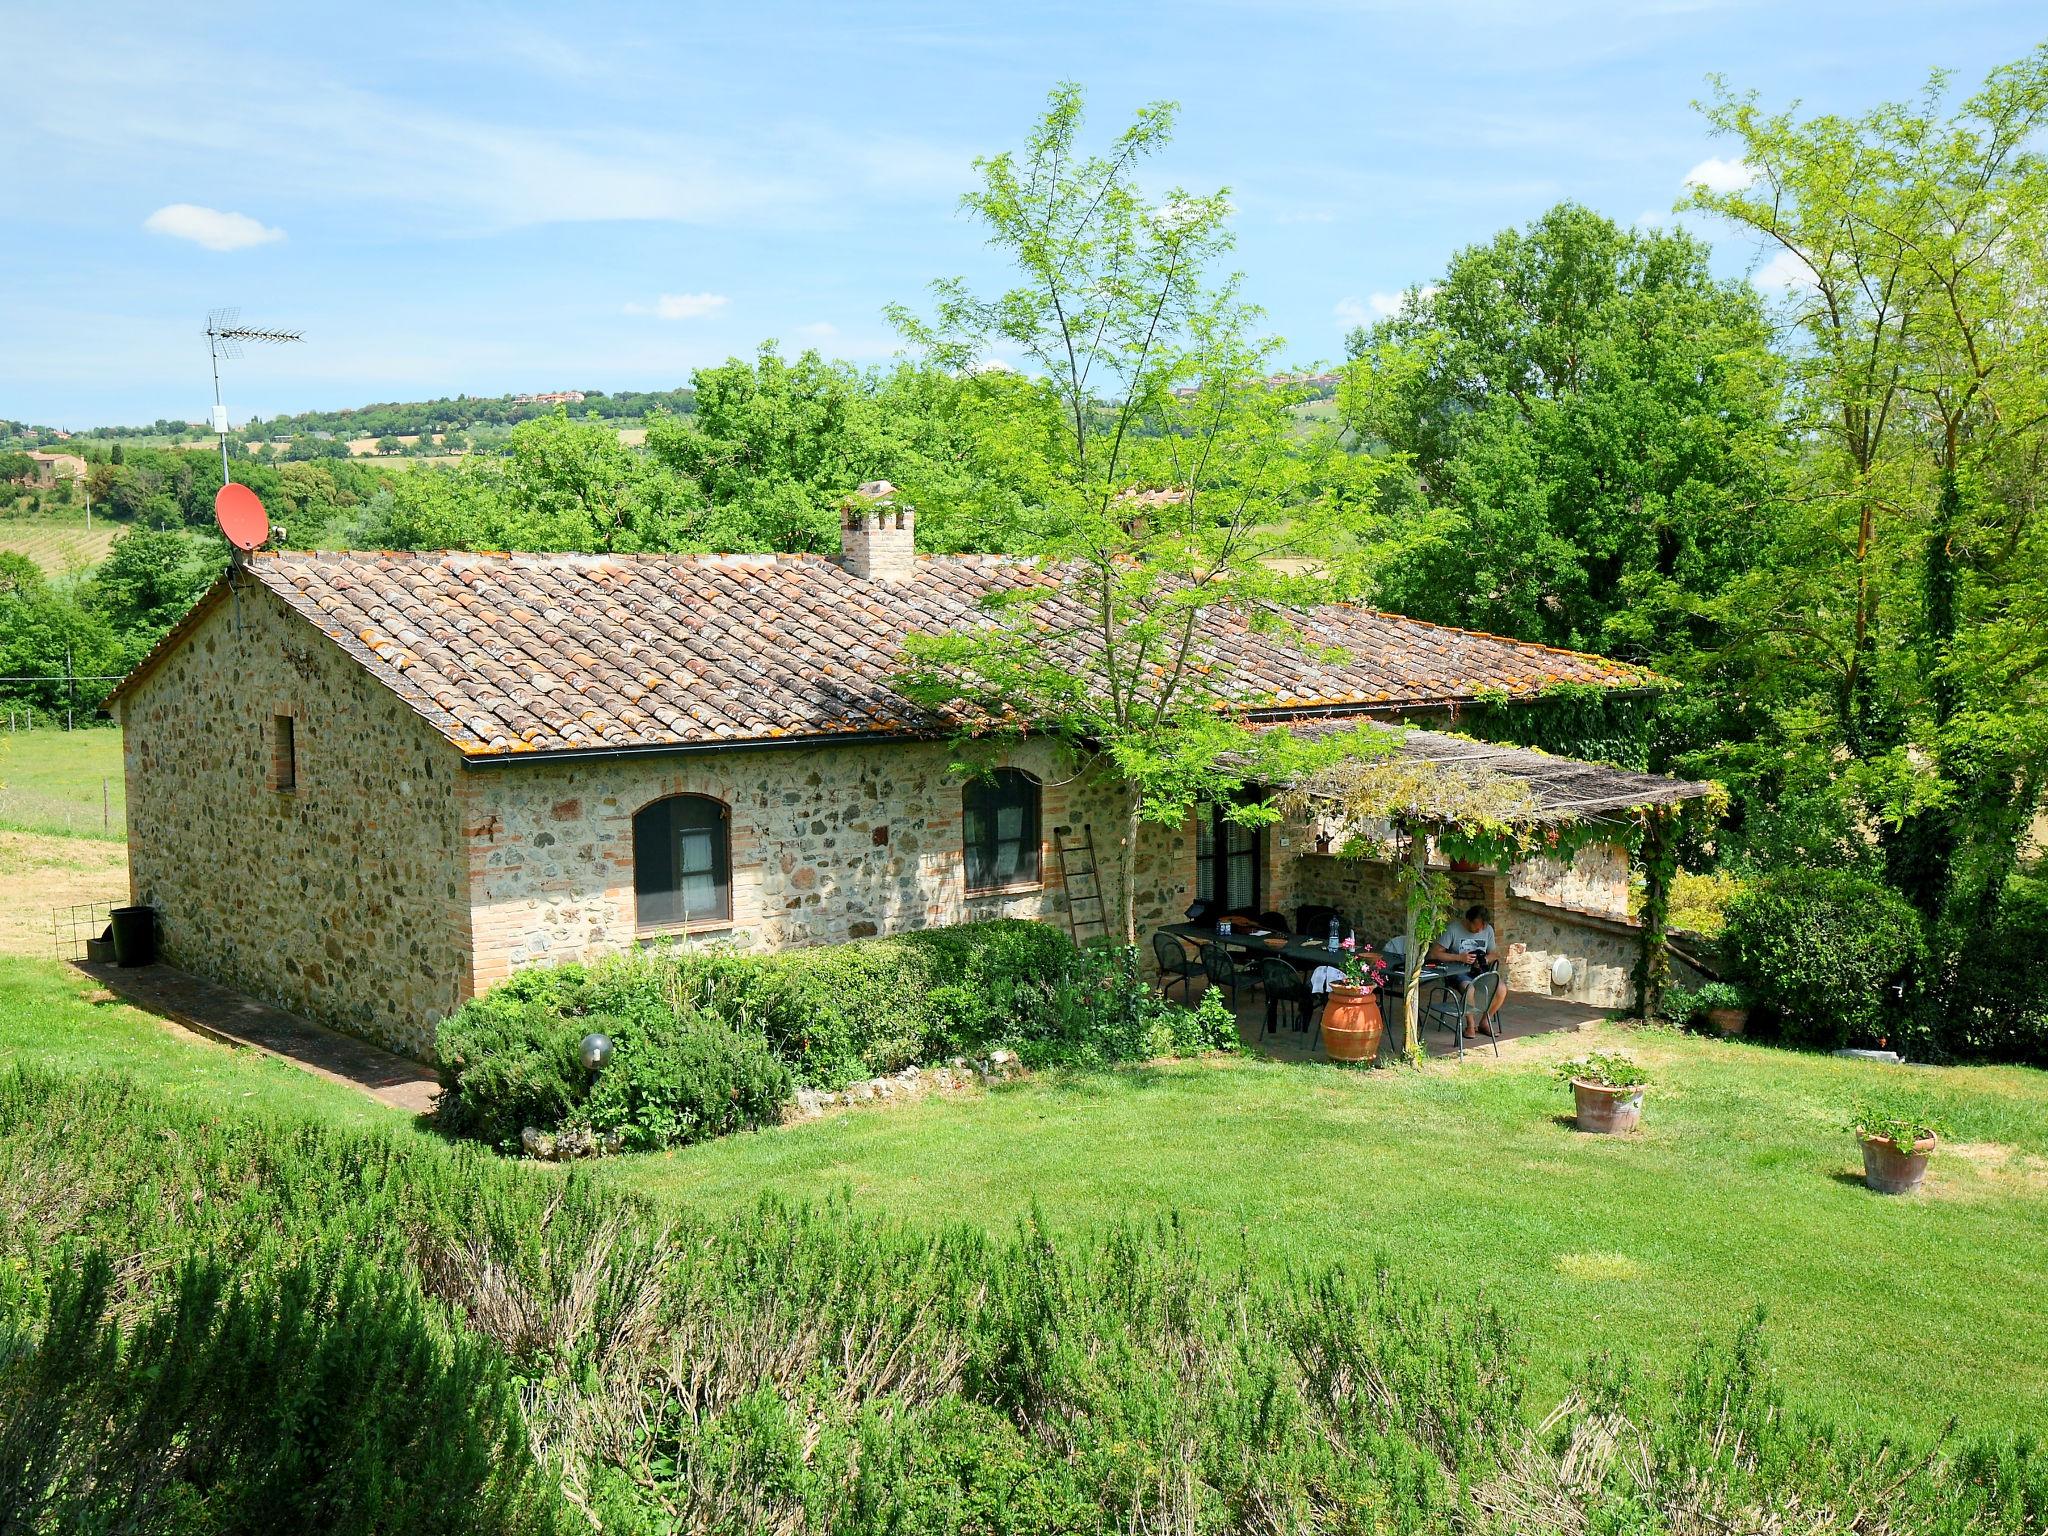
[1322,984,1384,1064]
[1704,1005,1748,1037]
[1859,1133,1937,1194]
[1572,1079,1644,1134]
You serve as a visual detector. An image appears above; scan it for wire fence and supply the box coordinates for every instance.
[51,900,114,963]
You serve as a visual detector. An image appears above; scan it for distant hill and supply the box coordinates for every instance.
[2,385,696,451]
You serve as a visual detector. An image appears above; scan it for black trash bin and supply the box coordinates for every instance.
[109,905,157,968]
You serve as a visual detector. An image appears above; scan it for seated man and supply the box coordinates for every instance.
[1428,903,1510,1038]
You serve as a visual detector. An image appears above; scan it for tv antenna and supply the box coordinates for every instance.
[206,307,303,487]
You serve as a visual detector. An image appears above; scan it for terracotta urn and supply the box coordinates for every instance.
[1572,1079,1644,1134]
[1859,1133,1937,1195]
[1322,984,1384,1064]
[1705,1006,1748,1037]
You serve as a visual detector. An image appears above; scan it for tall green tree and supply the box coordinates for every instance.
[892,84,1385,941]
[1687,46,2048,936]
[1338,203,1786,660]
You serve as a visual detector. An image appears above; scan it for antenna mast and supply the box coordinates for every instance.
[206,308,303,486]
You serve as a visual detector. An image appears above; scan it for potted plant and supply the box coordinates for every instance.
[1692,980,1750,1037]
[1322,948,1388,1065]
[1850,1095,1946,1194]
[1557,1052,1647,1134]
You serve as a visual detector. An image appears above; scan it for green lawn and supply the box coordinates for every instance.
[6,924,2045,1438]
[0,955,414,1133]
[0,726,124,839]
[598,1022,2048,1435]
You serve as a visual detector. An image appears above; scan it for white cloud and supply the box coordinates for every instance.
[142,203,284,251]
[626,291,730,320]
[795,321,838,338]
[1752,248,1817,293]
[1683,156,1755,194]
[1335,288,1436,327]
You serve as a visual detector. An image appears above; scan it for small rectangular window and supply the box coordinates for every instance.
[271,715,297,793]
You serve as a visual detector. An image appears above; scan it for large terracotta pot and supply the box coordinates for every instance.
[1572,1079,1644,1134]
[1322,984,1384,1064]
[1860,1133,1937,1194]
[1705,1006,1748,1037]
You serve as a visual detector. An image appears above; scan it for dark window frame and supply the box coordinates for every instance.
[962,768,1042,894]
[1195,803,1264,915]
[632,793,733,933]
[270,714,297,794]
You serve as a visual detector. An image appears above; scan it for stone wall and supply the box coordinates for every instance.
[1510,842,1631,919]
[465,737,1198,994]
[117,581,471,1058]
[1504,898,1641,1008]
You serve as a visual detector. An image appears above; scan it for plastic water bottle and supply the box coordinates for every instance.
[1327,915,1340,950]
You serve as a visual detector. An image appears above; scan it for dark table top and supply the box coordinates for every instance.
[1160,922,1453,982]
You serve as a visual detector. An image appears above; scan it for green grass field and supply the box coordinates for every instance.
[598,1021,2048,1434]
[0,727,124,839]
[0,956,411,1132]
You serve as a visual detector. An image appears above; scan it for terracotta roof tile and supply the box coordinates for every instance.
[113,550,1659,757]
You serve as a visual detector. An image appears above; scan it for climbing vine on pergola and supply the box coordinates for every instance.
[1275,729,1724,1060]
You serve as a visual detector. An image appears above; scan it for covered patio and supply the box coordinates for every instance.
[1166,720,1721,1064]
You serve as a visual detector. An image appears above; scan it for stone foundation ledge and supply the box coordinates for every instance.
[788,1051,1025,1121]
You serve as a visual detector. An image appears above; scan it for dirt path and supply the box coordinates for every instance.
[0,831,128,959]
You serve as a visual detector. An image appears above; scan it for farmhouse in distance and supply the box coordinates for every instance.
[106,484,1708,1057]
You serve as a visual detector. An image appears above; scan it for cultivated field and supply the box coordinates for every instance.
[0,510,117,574]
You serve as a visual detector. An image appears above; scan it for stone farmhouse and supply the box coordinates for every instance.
[107,489,1696,1059]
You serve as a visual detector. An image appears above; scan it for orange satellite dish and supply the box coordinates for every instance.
[214,482,269,551]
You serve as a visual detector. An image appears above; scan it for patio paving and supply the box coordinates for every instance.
[1214,983,1604,1064]
[76,959,441,1114]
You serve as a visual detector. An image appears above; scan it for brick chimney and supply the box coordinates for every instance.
[839,480,915,582]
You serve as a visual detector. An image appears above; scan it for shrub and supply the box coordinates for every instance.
[436,921,1235,1151]
[434,989,586,1150]
[6,1068,2048,1535]
[1721,869,1925,1050]
[1929,873,2048,1066]
[3,1245,558,1535]
[580,1010,791,1152]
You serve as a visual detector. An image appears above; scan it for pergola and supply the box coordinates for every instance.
[1266,719,1721,1061]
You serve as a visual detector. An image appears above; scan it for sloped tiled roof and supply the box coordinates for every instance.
[111,550,1659,758]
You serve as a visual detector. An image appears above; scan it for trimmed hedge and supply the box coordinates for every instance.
[435,920,1236,1153]
[1722,869,1925,1050]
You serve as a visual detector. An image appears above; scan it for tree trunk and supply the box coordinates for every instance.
[1402,826,1426,1064]
[1634,809,1675,1021]
[1119,790,1143,946]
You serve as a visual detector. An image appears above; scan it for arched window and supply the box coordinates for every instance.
[962,768,1041,893]
[633,794,731,930]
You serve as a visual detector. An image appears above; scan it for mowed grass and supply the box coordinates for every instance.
[600,1022,2048,1435]
[0,955,413,1134]
[0,509,117,575]
[0,726,124,839]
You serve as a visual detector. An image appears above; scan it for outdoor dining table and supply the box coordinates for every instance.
[1160,920,1454,981]
[1158,922,1456,1058]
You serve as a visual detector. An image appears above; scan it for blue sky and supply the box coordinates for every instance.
[4,0,2041,427]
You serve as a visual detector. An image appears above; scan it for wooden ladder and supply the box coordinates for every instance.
[1052,825,1112,948]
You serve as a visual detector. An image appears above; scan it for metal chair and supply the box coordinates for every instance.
[1200,941,1260,1015]
[1256,910,1292,936]
[1419,968,1504,1059]
[1152,931,1203,1003]
[1295,904,1346,940]
[1258,957,1320,1045]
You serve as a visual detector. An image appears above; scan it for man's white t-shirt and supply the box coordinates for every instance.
[1440,920,1496,959]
